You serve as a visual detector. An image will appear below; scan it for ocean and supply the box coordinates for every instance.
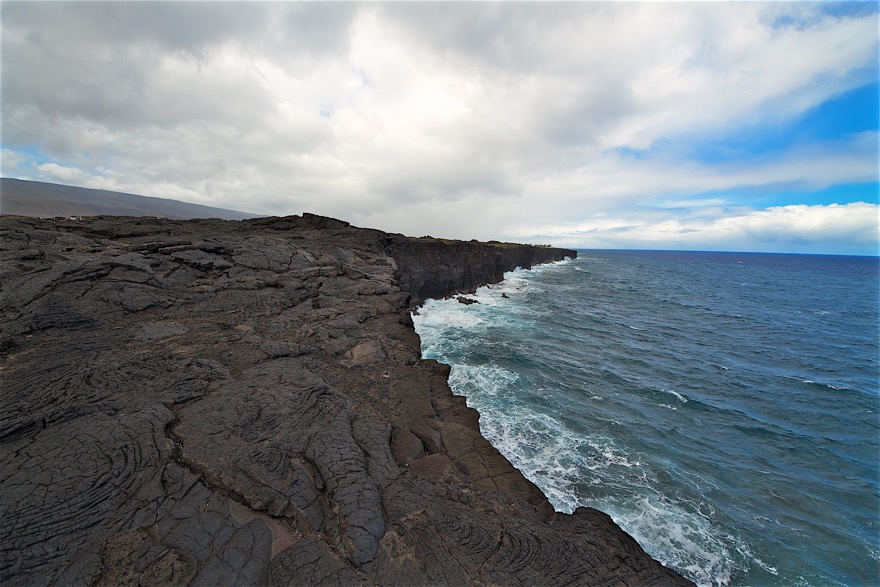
[412,250,879,587]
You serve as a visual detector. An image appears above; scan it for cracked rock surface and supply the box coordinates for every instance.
[0,214,692,586]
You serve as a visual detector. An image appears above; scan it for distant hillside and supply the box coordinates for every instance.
[0,178,262,220]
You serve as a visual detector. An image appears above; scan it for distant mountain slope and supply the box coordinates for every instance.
[0,178,262,220]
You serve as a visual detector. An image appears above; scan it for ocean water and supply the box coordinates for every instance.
[412,250,879,587]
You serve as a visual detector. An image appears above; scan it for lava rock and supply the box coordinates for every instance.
[0,214,692,586]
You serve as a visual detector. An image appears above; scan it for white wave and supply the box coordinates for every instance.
[415,299,486,329]
[583,436,642,470]
[478,410,650,511]
[460,377,745,587]
[461,379,746,587]
[607,496,749,587]
[448,363,519,397]
[662,388,689,403]
[750,555,779,576]
[801,379,849,391]
[412,265,560,336]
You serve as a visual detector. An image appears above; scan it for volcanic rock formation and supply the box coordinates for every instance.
[0,214,693,586]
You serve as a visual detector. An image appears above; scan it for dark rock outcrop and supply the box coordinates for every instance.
[0,214,693,586]
[389,236,577,306]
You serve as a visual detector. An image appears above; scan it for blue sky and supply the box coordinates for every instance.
[682,82,878,170]
[2,2,878,255]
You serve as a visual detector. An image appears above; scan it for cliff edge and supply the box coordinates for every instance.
[389,235,577,306]
[0,214,692,586]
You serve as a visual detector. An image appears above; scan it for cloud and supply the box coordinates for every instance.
[34,163,94,185]
[1,148,27,176]
[526,202,880,256]
[500,130,878,234]
[1,2,877,253]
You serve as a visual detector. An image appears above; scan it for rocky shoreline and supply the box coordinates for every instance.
[0,214,693,586]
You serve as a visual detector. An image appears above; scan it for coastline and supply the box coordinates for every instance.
[0,214,692,585]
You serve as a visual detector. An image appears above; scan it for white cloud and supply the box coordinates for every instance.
[1,3,877,253]
[1,148,26,176]
[35,162,93,186]
[493,130,878,240]
[525,202,880,256]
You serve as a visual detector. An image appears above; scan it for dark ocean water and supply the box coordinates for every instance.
[413,250,879,587]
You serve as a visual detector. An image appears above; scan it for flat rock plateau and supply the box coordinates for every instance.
[0,214,693,586]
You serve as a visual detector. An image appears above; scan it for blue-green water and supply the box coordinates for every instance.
[413,251,879,587]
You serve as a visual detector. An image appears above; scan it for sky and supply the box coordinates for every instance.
[1,2,878,255]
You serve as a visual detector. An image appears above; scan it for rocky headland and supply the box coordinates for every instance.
[0,214,693,586]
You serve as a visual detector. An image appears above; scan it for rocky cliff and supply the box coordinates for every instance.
[389,236,577,306]
[0,214,692,586]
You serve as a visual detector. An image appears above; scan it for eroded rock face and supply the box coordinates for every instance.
[390,236,578,306]
[0,215,692,586]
